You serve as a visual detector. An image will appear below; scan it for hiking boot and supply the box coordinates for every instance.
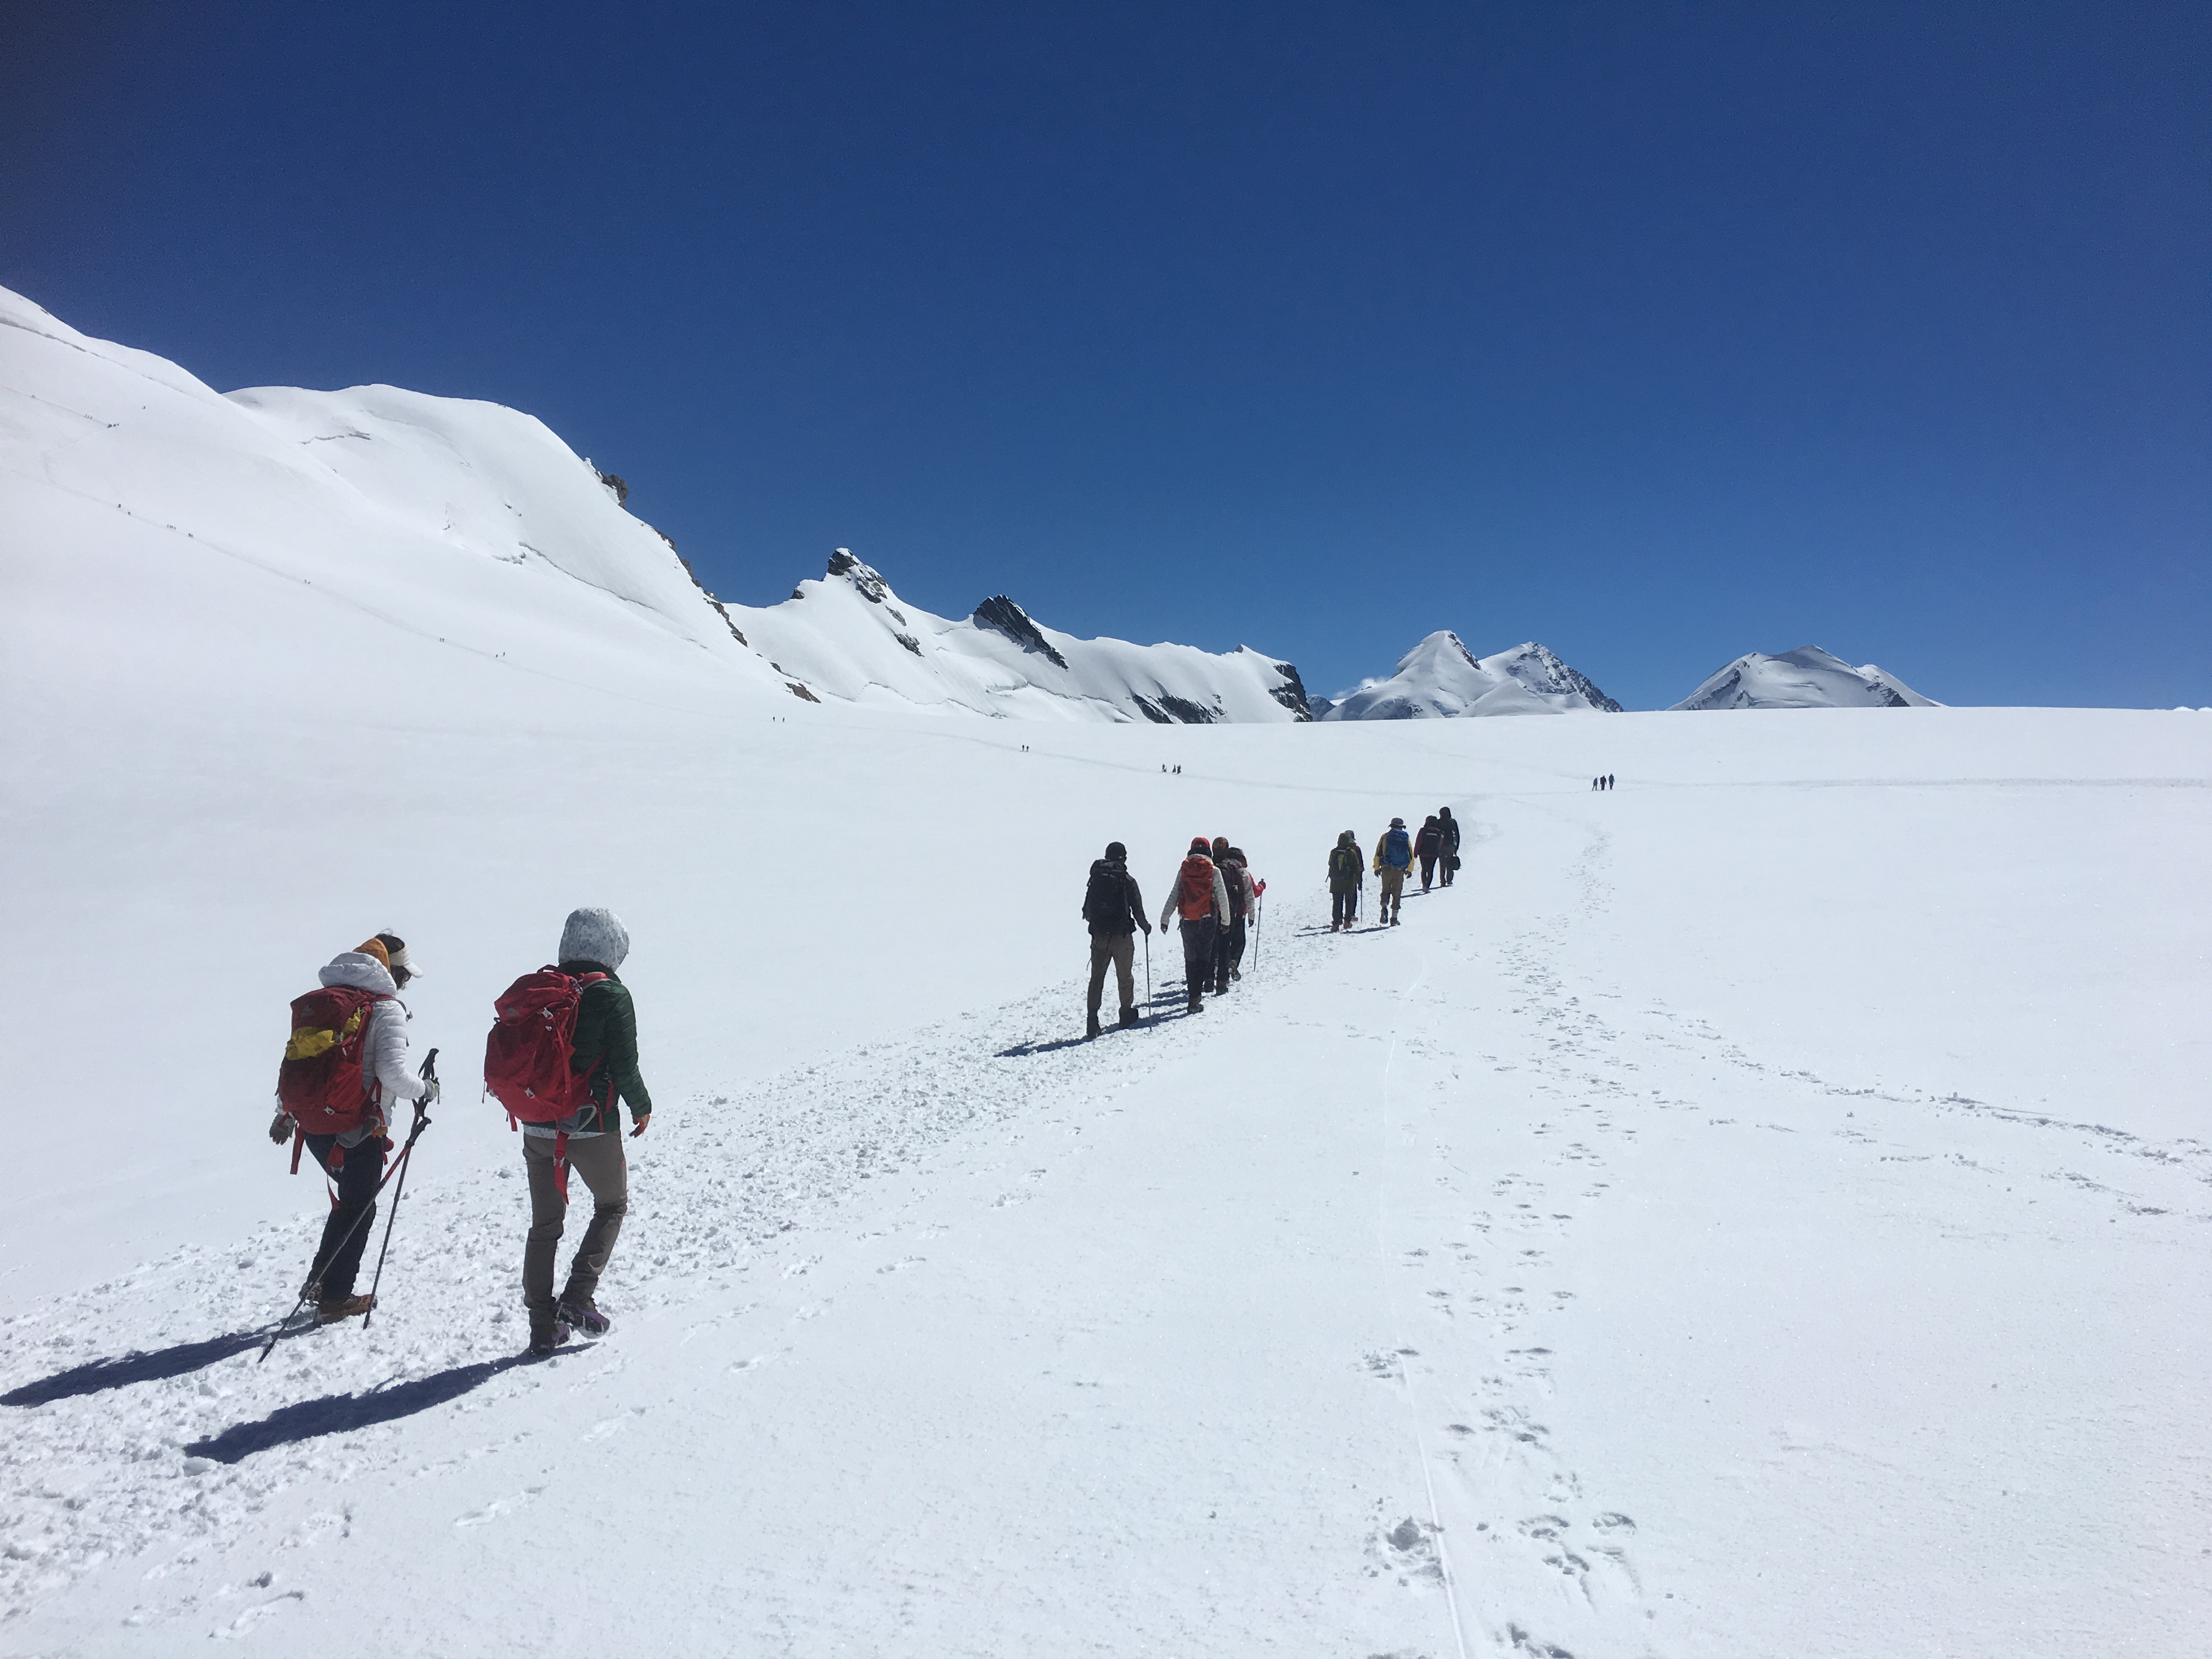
[1230,968,1241,981]
[1186,994,1204,1014]
[528,1321,572,1358]
[1086,1012,1102,1040]
[317,1293,375,1325]
[557,1295,611,1337]
[1118,1006,1138,1028]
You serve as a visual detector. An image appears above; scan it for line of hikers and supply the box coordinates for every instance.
[269,907,650,1358]
[1327,807,1461,928]
[1081,835,1261,1026]
[1590,774,1616,790]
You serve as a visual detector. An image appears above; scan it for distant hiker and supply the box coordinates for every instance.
[1415,815,1444,892]
[494,907,653,1358]
[1082,842,1151,1038]
[1209,836,1253,992]
[1373,819,1413,925]
[1160,836,1231,1013]
[1590,776,1599,791]
[268,933,435,1326]
[1607,773,1615,790]
[1437,808,1461,887]
[1327,831,1363,930]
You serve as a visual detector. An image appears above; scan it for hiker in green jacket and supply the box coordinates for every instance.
[1327,831,1363,930]
[523,906,652,1355]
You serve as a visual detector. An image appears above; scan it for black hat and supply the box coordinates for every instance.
[1105,841,1127,861]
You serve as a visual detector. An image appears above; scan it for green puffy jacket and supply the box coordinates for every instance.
[561,962,653,1133]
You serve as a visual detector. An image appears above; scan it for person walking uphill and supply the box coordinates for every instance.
[269,933,436,1325]
[1327,831,1363,930]
[1437,807,1462,887]
[510,907,652,1357]
[1373,819,1413,924]
[1209,836,1254,993]
[1160,837,1231,1013]
[1415,815,1445,893]
[1082,842,1150,1037]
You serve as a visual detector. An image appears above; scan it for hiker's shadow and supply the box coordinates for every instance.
[3,1329,272,1408]
[183,1353,535,1465]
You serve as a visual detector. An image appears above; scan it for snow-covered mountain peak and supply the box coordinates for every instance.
[1321,631,1621,719]
[1671,646,1939,710]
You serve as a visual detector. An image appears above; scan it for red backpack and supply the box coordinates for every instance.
[276,985,388,1137]
[484,967,607,1127]
[1176,855,1217,920]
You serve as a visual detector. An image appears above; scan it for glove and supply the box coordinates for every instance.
[267,1110,294,1146]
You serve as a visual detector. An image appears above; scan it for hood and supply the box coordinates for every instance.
[319,951,398,995]
[1090,857,1127,878]
[559,906,631,972]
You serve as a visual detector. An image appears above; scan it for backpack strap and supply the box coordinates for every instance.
[553,1130,570,1200]
[289,1123,304,1176]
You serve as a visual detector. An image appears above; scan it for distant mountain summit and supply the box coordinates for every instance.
[742,550,1312,724]
[1671,646,1937,710]
[1319,633,1621,720]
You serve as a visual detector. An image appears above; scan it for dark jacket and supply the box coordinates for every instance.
[1082,859,1148,937]
[1327,840,1364,894]
[1415,822,1443,859]
[1438,811,1460,853]
[560,961,652,1133]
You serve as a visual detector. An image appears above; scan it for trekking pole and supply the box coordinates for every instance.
[361,1048,437,1331]
[256,1052,438,1364]
[1143,930,1152,1007]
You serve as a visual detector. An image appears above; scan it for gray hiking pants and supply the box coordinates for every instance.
[523,1132,629,1327]
[1087,933,1136,1015]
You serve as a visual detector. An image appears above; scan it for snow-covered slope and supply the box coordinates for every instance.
[736,549,1311,723]
[0,285,1306,727]
[1672,644,1938,710]
[1320,631,1622,719]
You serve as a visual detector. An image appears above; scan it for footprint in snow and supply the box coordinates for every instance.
[215,1592,303,1638]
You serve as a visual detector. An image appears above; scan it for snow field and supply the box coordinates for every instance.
[2,703,2207,1655]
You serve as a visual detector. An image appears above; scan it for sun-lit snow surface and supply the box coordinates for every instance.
[0,284,1304,726]
[740,549,1311,723]
[1322,631,1623,719]
[7,287,2212,1655]
[1672,644,1937,710]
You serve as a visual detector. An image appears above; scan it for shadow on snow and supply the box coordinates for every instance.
[182,1352,543,1464]
[3,1328,275,1408]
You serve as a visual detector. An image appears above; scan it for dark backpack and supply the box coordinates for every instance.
[1082,861,1135,933]
[1220,856,1247,921]
[1328,845,1359,882]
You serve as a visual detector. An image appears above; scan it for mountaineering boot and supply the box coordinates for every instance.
[557,1295,611,1337]
[317,1293,375,1325]
[1186,992,1204,1014]
[1119,1006,1138,1028]
[1086,1012,1102,1040]
[528,1318,572,1358]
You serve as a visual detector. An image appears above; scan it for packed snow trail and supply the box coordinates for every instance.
[7,755,2210,1656]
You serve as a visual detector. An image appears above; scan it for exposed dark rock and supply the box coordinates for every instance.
[1264,658,1313,720]
[594,467,628,506]
[972,595,1070,670]
[1131,696,1175,725]
[1153,693,1220,725]
[786,681,819,703]
[827,548,891,604]
[661,532,748,645]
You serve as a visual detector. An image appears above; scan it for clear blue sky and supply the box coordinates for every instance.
[6,2,2205,708]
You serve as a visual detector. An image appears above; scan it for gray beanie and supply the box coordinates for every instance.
[558,906,630,970]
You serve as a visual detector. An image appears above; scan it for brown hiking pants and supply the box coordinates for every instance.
[1087,933,1136,1015]
[1379,867,1406,918]
[523,1132,628,1328]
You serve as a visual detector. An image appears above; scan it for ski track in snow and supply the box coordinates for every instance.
[4,816,2208,1651]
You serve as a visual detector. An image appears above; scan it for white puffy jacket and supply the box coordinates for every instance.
[315,951,426,1137]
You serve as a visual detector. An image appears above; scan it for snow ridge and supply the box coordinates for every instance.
[1671,646,1939,710]
[1320,632,1621,720]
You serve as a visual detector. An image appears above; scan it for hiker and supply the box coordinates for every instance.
[1226,848,1259,978]
[1159,836,1231,1012]
[1437,807,1461,887]
[1415,815,1444,892]
[1607,773,1616,790]
[1372,818,1413,924]
[268,933,435,1325]
[1327,830,1363,929]
[520,907,652,1357]
[1081,841,1150,1037]
[1209,836,1252,992]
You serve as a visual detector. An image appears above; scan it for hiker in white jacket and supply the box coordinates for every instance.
[268,934,434,1324]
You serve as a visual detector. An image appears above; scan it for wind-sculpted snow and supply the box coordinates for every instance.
[1322,632,1622,719]
[1671,644,1938,710]
[0,285,1302,726]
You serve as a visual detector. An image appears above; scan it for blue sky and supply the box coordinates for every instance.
[5,2,2205,708]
